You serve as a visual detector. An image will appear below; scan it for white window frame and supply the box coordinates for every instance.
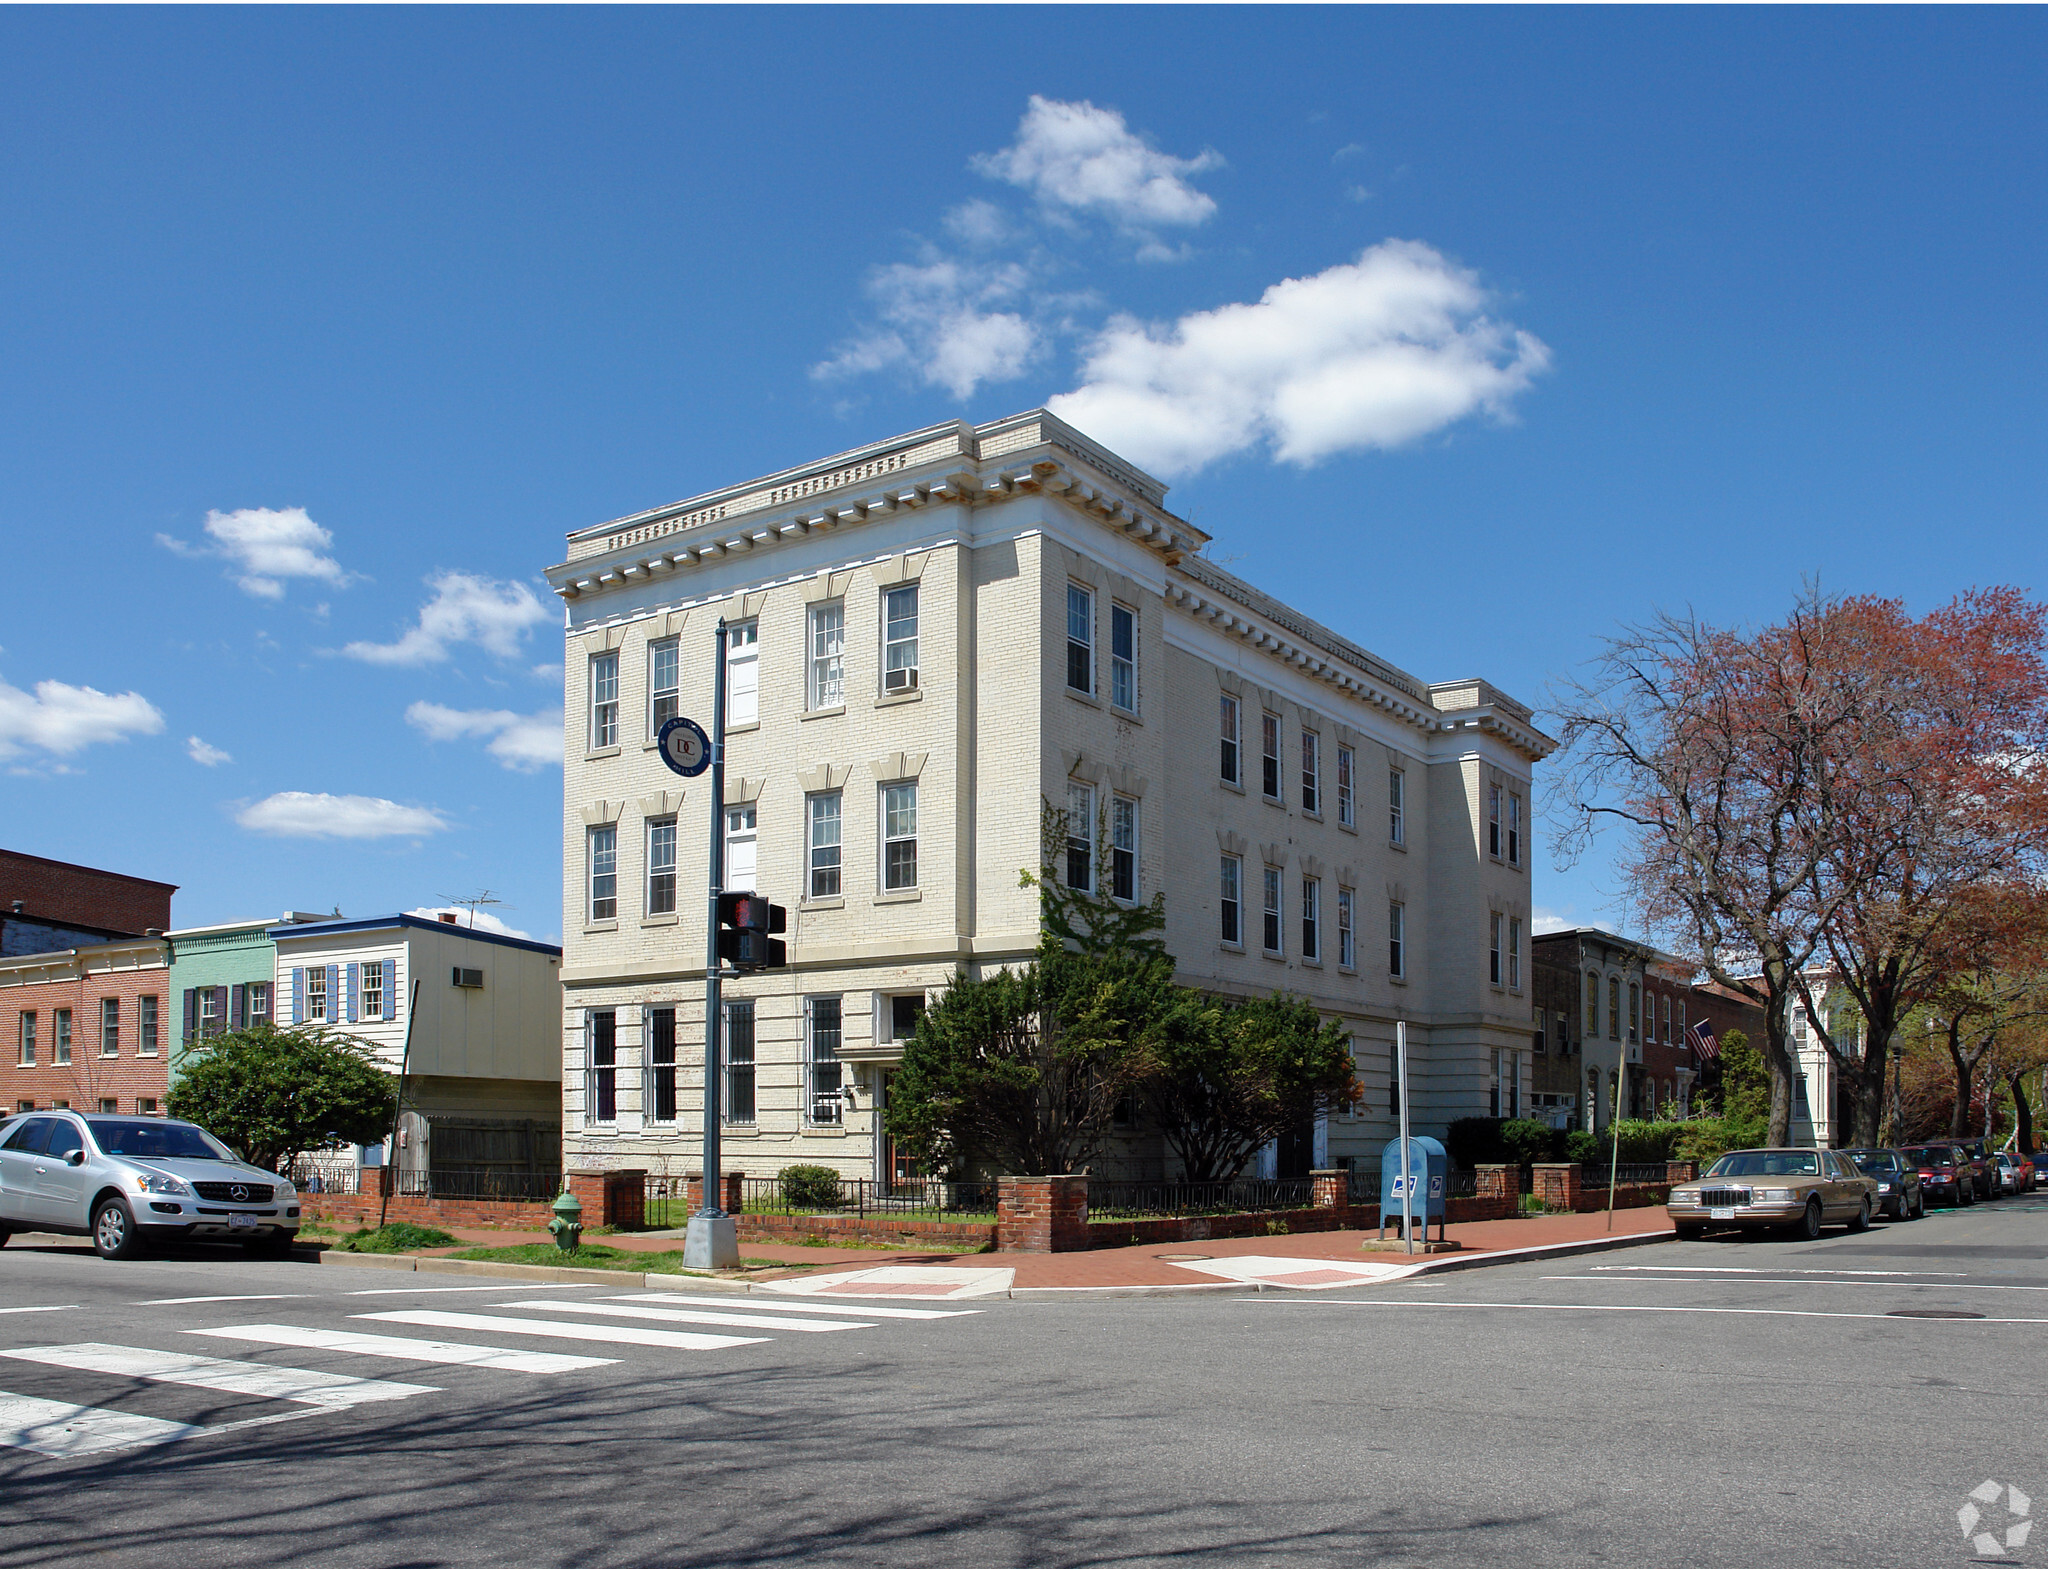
[138,995,159,1055]
[724,805,757,893]
[1488,783,1503,859]
[1337,886,1356,969]
[1508,916,1523,990]
[588,651,620,752]
[1109,602,1137,712]
[100,997,120,1058]
[648,636,681,738]
[588,825,619,922]
[726,619,760,726]
[1262,867,1284,955]
[1389,901,1406,977]
[1065,782,1094,893]
[360,962,385,1022]
[882,583,919,694]
[808,791,843,900]
[584,1008,618,1126]
[806,996,844,1127]
[1065,584,1094,694]
[1490,912,1505,986]
[808,601,846,711]
[1508,790,1524,867]
[1390,767,1406,844]
[1336,746,1355,828]
[304,968,327,1024]
[646,817,678,916]
[881,781,918,892]
[1220,854,1243,946]
[1110,794,1138,903]
[17,1012,33,1066]
[1220,694,1241,786]
[1301,876,1321,962]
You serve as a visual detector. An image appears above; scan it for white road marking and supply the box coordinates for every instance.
[189,1324,613,1373]
[356,1309,768,1352]
[0,1306,78,1316]
[626,1293,979,1321]
[1546,1274,2048,1294]
[0,1393,203,1458]
[0,1343,436,1406]
[494,1300,868,1333]
[1257,1299,2048,1323]
[1593,1263,1968,1278]
[348,1284,605,1296]
[141,1295,312,1306]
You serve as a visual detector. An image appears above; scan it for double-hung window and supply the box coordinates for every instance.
[1489,913,1505,986]
[1508,917,1523,990]
[1337,887,1356,969]
[808,601,846,710]
[1508,791,1523,867]
[1261,713,1282,800]
[1262,867,1283,955]
[1336,746,1355,827]
[724,806,757,892]
[725,1001,756,1124]
[726,620,759,725]
[139,996,159,1055]
[1220,695,1241,785]
[808,792,843,899]
[1220,855,1243,945]
[882,782,918,891]
[1389,768,1406,844]
[304,969,326,1024]
[18,1012,35,1066]
[1065,783,1094,892]
[883,584,919,693]
[360,962,384,1022]
[246,983,269,1028]
[1110,795,1137,902]
[100,997,120,1057]
[589,652,620,751]
[647,1006,678,1124]
[807,997,843,1126]
[648,637,680,735]
[1389,902,1406,977]
[1109,603,1137,711]
[647,817,678,916]
[1301,877,1321,961]
[588,826,618,921]
[1066,585,1093,694]
[1488,783,1503,859]
[1629,984,1641,1044]
[1586,973,1601,1037]
[586,1009,617,1124]
[1608,977,1621,1040]
[1301,732,1320,815]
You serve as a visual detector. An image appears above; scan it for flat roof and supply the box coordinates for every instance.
[268,912,562,959]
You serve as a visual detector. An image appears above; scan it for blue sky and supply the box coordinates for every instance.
[3,7,2044,944]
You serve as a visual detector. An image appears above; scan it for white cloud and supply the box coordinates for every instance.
[1532,907,1575,936]
[407,905,534,941]
[159,507,352,599]
[236,792,448,840]
[0,675,164,761]
[343,573,554,667]
[530,662,564,684]
[943,198,1013,248]
[974,95,1221,235]
[1046,240,1549,478]
[187,736,232,767]
[405,701,562,772]
[813,257,1038,400]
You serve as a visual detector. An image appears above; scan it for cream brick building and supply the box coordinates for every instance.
[545,411,1555,1183]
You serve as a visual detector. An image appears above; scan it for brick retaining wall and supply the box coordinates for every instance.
[736,1213,997,1249]
[301,1193,557,1231]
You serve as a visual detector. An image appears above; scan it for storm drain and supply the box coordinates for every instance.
[1887,1309,1986,1319]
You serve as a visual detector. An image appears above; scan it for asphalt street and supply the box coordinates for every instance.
[3,1198,2046,1569]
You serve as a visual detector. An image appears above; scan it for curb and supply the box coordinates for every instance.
[313,1249,760,1290]
[1399,1228,1675,1277]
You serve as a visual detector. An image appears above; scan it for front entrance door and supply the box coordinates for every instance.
[1276,1115,1315,1181]
[879,1072,921,1192]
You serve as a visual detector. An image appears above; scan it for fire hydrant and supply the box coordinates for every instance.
[548,1189,583,1254]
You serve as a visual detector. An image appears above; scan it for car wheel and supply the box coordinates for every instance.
[1788,1199,1824,1241]
[1675,1223,1705,1240]
[1910,1191,1925,1219]
[92,1198,146,1260]
[1849,1197,1872,1233]
[0,1228,10,1248]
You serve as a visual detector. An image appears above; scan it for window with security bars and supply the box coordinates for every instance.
[726,1001,756,1124]
[101,997,120,1057]
[649,638,680,735]
[1066,584,1093,693]
[883,584,919,693]
[809,792,842,899]
[883,783,918,891]
[809,602,846,710]
[586,1009,617,1124]
[1110,795,1137,902]
[589,652,619,750]
[647,818,678,915]
[647,1005,678,1124]
[1220,694,1241,785]
[1263,867,1283,954]
[807,997,842,1125]
[1110,603,1136,711]
[1219,855,1242,945]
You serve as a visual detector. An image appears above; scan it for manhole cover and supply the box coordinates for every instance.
[1887,1309,1986,1319]
[1156,1253,1212,1261]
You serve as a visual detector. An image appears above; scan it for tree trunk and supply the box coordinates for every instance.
[2008,1070,2034,1158]
[1848,1047,1890,1148]
[1948,1023,1976,1141]
[1762,1005,1798,1147]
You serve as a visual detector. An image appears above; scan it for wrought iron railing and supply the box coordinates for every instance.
[1579,1162,1670,1188]
[641,1174,997,1228]
[1087,1178,1314,1219]
[289,1159,365,1196]
[393,1166,562,1202]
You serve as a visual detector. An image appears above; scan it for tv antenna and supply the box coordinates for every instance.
[440,890,507,929]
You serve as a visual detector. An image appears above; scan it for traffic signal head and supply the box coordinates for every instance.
[716,891,788,970]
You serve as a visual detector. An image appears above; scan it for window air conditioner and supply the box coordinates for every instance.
[452,967,485,990]
[884,666,919,693]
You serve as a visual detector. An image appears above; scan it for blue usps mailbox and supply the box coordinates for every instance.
[1377,1135,1448,1243]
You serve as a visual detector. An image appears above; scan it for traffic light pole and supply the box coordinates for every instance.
[684,617,740,1271]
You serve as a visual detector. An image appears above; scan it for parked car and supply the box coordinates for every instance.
[2011,1151,2040,1192]
[0,1110,299,1259]
[1841,1148,1923,1220]
[1667,1148,1879,1240]
[1898,1144,1975,1206]
[1956,1139,1998,1200]
[1991,1152,2027,1197]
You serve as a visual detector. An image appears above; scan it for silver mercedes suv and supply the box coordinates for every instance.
[0,1111,300,1259]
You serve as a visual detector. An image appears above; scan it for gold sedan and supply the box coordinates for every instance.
[1666,1148,1880,1241]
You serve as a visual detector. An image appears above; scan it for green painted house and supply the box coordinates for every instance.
[162,913,325,1086]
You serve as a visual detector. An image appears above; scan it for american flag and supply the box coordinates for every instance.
[1687,1018,1720,1061]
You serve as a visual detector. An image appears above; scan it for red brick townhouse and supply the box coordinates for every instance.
[1,937,173,1116]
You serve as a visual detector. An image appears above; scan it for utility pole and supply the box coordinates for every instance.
[683,620,741,1272]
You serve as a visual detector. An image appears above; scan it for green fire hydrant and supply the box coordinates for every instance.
[548,1189,584,1254]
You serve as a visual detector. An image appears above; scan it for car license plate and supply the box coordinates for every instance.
[228,1212,259,1230]
[1709,1207,1736,1221]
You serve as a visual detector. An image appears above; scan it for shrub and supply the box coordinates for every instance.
[338,1222,458,1253]
[1500,1119,1560,1166]
[1563,1129,1603,1165]
[779,1165,844,1210]
[1445,1117,1507,1169]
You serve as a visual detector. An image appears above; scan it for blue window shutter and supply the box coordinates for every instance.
[388,960,401,1026]
[230,985,246,1029]
[292,968,305,1025]
[327,966,339,1025]
[345,962,358,1023]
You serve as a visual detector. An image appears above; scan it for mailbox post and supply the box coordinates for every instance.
[1377,1135,1447,1245]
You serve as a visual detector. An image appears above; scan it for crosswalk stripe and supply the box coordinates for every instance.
[626,1293,981,1321]
[141,1295,312,1306]
[492,1300,870,1333]
[1,1344,437,1407]
[0,1393,202,1459]
[189,1324,614,1374]
[356,1309,768,1352]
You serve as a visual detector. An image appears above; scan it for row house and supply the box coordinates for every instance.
[164,913,327,1085]
[1,938,172,1117]
[1531,927,1697,1130]
[546,410,1554,1184]
[0,847,175,941]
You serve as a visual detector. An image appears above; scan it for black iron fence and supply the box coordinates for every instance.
[1580,1162,1671,1188]
[394,1166,562,1202]
[289,1159,366,1196]
[1088,1177,1313,1220]
[641,1174,998,1229]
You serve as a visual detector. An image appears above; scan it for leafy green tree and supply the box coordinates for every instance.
[166,1025,398,1174]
